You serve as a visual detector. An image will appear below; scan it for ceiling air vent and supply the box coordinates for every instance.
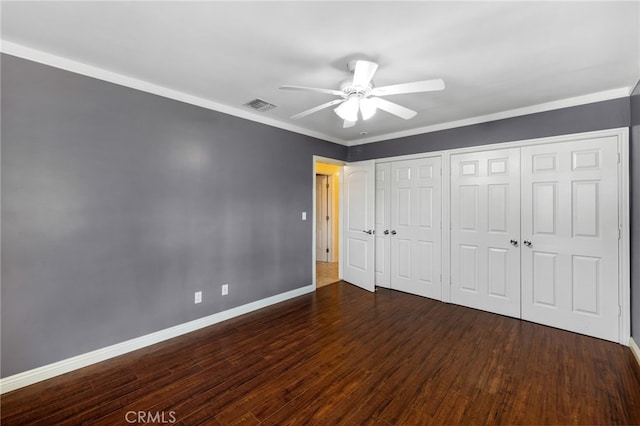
[244,98,277,112]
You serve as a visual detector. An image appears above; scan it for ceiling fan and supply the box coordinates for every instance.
[280,60,444,128]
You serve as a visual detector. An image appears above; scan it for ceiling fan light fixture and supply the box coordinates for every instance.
[281,60,443,128]
[334,97,359,122]
[359,97,378,120]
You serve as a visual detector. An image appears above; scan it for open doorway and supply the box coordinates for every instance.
[314,159,343,288]
[316,174,332,263]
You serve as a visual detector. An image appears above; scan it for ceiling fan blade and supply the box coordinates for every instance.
[352,60,379,88]
[375,97,417,120]
[343,120,356,128]
[371,78,445,96]
[290,99,345,119]
[280,85,344,96]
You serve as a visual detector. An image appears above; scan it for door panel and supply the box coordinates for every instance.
[532,251,557,306]
[459,185,478,230]
[459,244,478,292]
[343,160,376,292]
[487,247,508,298]
[487,184,508,232]
[390,157,442,299]
[521,137,619,342]
[419,241,433,282]
[450,148,521,318]
[375,163,391,288]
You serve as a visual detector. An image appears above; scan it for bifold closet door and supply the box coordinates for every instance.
[450,148,521,318]
[390,157,442,299]
[520,137,620,342]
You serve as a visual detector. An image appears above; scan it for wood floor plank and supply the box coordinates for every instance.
[2,281,640,425]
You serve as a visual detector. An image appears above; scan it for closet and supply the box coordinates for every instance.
[450,135,620,342]
[375,156,442,299]
[342,129,626,343]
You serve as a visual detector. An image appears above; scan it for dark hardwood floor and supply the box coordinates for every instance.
[2,282,640,425]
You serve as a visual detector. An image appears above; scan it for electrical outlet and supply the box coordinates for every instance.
[194,291,202,304]
[221,284,229,296]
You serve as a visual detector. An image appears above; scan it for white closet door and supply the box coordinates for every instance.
[390,157,442,299]
[375,163,391,288]
[343,160,376,292]
[450,148,521,318]
[521,137,619,342]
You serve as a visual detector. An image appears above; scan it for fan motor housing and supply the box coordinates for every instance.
[339,79,373,97]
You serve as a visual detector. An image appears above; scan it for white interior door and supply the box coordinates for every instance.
[390,157,442,299]
[343,160,375,292]
[450,148,521,318]
[521,137,620,342]
[316,175,329,262]
[375,163,391,288]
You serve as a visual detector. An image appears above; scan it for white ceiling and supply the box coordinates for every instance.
[2,1,639,146]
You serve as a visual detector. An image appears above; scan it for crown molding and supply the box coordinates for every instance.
[349,87,632,146]
[0,40,345,145]
[1,40,633,149]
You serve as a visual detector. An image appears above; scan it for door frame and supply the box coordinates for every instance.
[369,127,629,344]
[312,156,346,288]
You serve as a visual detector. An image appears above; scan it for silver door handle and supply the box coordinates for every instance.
[363,229,373,235]
[391,230,397,235]
[510,239,518,246]
[523,240,532,247]
[384,230,389,235]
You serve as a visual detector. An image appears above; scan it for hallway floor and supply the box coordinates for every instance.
[316,261,338,287]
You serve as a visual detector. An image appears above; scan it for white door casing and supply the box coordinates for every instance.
[450,148,521,318]
[520,136,620,342]
[343,160,376,292]
[390,157,442,299]
[375,163,392,288]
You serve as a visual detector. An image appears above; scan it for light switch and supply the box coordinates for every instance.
[302,212,307,221]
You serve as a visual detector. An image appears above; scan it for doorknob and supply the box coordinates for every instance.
[510,239,518,246]
[363,229,373,235]
[391,230,397,235]
[384,230,390,235]
[523,240,532,247]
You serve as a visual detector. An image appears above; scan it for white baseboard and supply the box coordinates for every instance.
[0,284,315,394]
[630,337,640,368]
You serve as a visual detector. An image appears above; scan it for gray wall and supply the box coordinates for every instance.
[2,52,637,379]
[631,81,640,341]
[1,55,347,377]
[348,98,630,162]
